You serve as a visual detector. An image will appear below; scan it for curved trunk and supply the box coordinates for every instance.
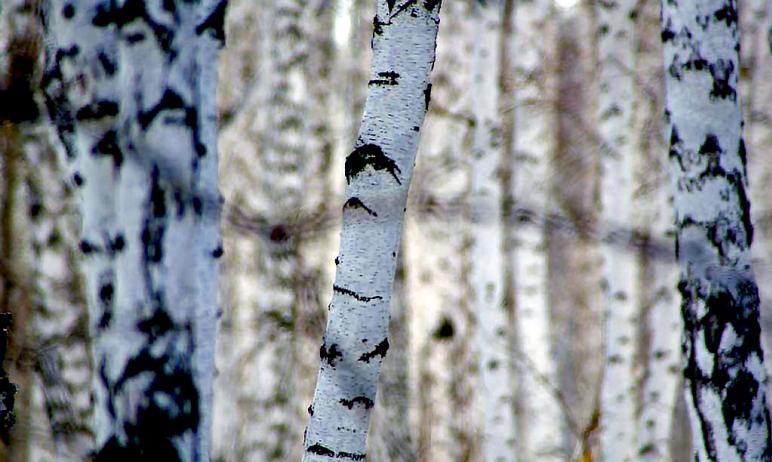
[303,2,442,460]
[661,1,772,461]
[596,1,639,460]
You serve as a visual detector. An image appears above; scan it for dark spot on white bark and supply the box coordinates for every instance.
[343,197,377,216]
[72,172,84,187]
[211,245,223,259]
[141,167,167,264]
[195,0,228,46]
[62,3,75,19]
[334,257,340,265]
[333,285,383,303]
[78,239,95,254]
[125,32,146,44]
[345,143,401,185]
[339,396,374,410]
[307,404,314,416]
[713,3,737,27]
[269,224,288,242]
[358,338,389,363]
[111,234,125,252]
[92,129,123,168]
[424,83,432,111]
[307,443,335,457]
[97,50,117,75]
[320,342,343,368]
[433,316,454,340]
[368,71,400,86]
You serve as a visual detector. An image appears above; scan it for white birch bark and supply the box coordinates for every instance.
[402,1,475,459]
[634,4,681,460]
[44,1,225,458]
[511,1,563,460]
[660,1,772,460]
[303,1,442,460]
[469,2,516,460]
[596,1,639,460]
[41,0,120,453]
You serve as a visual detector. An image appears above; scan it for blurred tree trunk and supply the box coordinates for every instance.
[595,1,639,460]
[661,0,772,461]
[469,1,516,460]
[303,1,442,460]
[403,0,475,459]
[633,3,681,460]
[511,0,563,459]
[43,0,225,458]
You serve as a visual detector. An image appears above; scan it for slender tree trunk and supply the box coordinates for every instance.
[303,1,442,460]
[468,1,517,460]
[596,1,639,460]
[511,1,563,460]
[660,1,772,460]
[634,4,681,460]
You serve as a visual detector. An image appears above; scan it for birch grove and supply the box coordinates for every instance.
[2,0,772,460]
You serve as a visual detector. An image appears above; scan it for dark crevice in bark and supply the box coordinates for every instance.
[195,0,228,46]
[339,396,374,410]
[343,197,377,216]
[333,285,383,303]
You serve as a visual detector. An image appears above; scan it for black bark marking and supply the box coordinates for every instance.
[343,197,377,217]
[211,245,223,259]
[195,0,228,45]
[307,443,335,457]
[137,89,206,157]
[334,285,383,303]
[336,451,366,460]
[424,83,432,111]
[72,172,84,187]
[97,270,114,330]
[387,0,398,11]
[92,129,123,168]
[307,404,314,416]
[339,396,374,410]
[0,313,16,444]
[62,3,75,19]
[141,167,167,264]
[75,100,119,121]
[320,342,343,368]
[269,224,288,242]
[334,257,340,265]
[97,51,117,75]
[368,71,400,86]
[92,0,175,54]
[713,4,737,27]
[79,239,96,254]
[111,234,125,252]
[424,0,441,11]
[359,338,389,363]
[433,317,454,340]
[125,32,146,44]
[345,144,401,185]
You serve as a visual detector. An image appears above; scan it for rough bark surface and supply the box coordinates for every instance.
[43,0,225,459]
[303,1,442,460]
[661,1,772,461]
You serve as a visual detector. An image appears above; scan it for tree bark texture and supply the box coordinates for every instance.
[303,1,442,460]
[661,1,772,461]
[596,1,640,460]
[42,0,225,459]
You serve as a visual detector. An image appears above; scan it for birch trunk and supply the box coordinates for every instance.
[403,1,474,457]
[43,0,225,458]
[469,1,516,460]
[661,0,772,460]
[511,1,563,459]
[303,1,442,460]
[634,4,681,460]
[596,1,639,460]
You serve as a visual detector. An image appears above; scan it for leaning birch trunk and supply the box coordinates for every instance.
[41,0,120,452]
[596,1,639,460]
[660,1,772,461]
[303,1,442,460]
[469,1,516,460]
[511,1,563,459]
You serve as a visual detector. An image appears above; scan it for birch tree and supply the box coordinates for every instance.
[511,0,563,459]
[303,1,442,460]
[661,0,772,460]
[43,0,225,458]
[469,1,516,460]
[596,1,639,460]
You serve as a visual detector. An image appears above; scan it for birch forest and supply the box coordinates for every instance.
[0,0,771,461]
